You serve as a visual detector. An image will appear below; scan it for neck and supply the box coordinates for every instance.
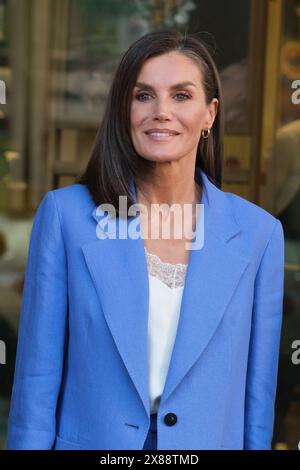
[135,162,201,207]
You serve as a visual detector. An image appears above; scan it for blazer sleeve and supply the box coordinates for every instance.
[244,219,285,450]
[6,191,68,450]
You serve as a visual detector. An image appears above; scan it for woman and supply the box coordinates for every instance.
[6,30,284,450]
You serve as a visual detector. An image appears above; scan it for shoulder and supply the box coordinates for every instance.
[224,190,278,228]
[51,183,92,204]
[33,184,94,233]
[203,172,279,238]
[44,183,94,215]
[220,188,284,254]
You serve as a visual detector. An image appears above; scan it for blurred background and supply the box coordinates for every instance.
[0,0,299,450]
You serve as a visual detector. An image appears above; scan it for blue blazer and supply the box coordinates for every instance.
[6,168,285,450]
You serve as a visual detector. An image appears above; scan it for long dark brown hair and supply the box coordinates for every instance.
[76,29,224,212]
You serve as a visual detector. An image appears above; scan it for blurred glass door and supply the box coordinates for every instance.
[262,0,300,450]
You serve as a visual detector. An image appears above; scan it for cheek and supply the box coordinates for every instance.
[176,99,206,122]
[130,103,147,129]
[179,109,204,134]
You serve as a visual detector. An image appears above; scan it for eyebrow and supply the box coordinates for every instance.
[134,81,197,90]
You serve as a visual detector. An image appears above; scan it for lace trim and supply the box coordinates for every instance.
[144,247,188,289]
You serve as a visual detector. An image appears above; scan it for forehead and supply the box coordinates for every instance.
[136,52,202,86]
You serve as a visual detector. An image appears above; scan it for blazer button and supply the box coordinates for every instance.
[164,413,177,426]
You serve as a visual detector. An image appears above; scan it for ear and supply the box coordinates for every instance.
[204,98,218,128]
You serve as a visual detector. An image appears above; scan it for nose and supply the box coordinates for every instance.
[155,112,171,121]
[152,96,173,120]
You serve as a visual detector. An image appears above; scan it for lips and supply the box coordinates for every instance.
[144,131,180,142]
[145,129,180,135]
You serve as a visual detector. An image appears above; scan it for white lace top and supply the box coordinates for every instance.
[144,247,188,289]
[144,247,188,414]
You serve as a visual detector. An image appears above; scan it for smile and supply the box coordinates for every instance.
[144,132,180,141]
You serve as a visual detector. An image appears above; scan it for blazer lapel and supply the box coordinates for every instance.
[81,168,250,417]
[159,171,250,406]
[81,212,151,416]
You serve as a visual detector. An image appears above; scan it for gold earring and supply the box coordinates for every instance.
[201,128,210,139]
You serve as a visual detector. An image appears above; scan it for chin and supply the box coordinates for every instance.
[142,154,181,163]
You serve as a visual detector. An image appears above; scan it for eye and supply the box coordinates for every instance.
[175,92,191,100]
[135,92,152,102]
[135,92,191,102]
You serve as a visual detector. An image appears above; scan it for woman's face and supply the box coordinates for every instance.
[130,51,218,164]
